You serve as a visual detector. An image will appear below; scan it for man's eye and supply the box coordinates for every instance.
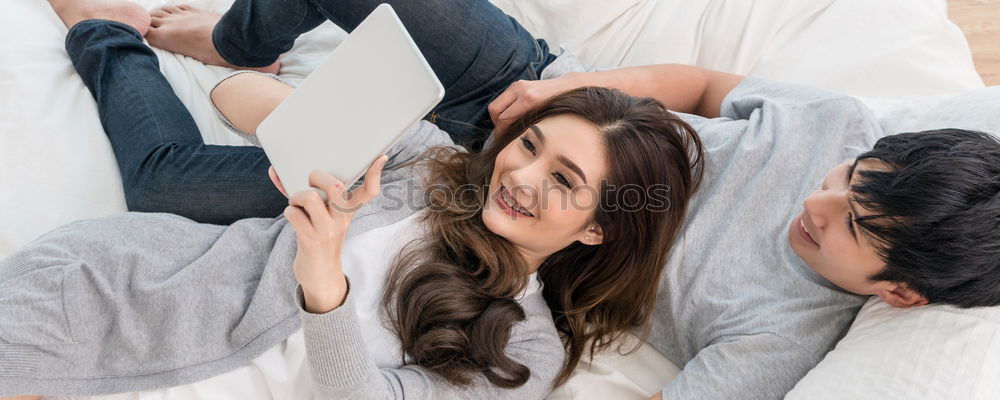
[521,137,536,154]
[846,213,856,238]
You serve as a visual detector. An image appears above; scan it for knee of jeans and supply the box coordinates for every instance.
[124,179,215,223]
[122,178,171,215]
[118,144,187,213]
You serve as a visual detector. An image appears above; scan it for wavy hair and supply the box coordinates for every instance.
[382,87,704,388]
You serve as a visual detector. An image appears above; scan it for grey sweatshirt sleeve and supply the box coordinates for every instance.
[661,334,819,400]
[294,286,564,400]
[720,76,869,122]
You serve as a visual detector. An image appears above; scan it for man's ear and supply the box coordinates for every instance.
[579,223,604,246]
[876,283,929,308]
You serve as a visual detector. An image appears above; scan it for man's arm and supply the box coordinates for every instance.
[652,333,818,400]
[489,64,744,132]
[562,65,745,117]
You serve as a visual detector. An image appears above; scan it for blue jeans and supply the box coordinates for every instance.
[66,0,555,225]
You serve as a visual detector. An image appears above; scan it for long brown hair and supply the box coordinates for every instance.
[381,87,704,388]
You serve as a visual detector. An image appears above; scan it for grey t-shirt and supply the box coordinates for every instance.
[653,77,882,399]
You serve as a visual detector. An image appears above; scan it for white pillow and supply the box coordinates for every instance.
[786,297,1000,400]
[489,0,984,98]
[863,86,1000,136]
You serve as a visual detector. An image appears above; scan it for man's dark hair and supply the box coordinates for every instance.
[850,129,1000,308]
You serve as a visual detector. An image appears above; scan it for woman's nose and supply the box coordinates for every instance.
[507,164,544,201]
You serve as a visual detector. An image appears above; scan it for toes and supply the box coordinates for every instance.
[162,6,180,14]
[145,25,161,39]
[150,9,168,18]
[134,18,152,37]
[150,16,162,28]
[177,4,193,11]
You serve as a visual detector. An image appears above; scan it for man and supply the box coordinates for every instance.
[492,64,1000,399]
[71,0,1000,398]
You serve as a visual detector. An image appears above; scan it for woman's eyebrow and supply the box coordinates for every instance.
[530,125,545,144]
[558,155,587,183]
[530,125,587,183]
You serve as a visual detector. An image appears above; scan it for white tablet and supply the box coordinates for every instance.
[256,3,445,197]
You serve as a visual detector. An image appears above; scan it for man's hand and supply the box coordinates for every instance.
[489,65,743,127]
[488,73,585,134]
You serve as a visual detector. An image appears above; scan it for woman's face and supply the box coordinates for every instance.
[482,114,610,265]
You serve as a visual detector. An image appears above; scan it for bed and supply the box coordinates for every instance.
[3,0,999,399]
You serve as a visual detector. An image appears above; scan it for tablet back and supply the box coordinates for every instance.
[256,3,445,196]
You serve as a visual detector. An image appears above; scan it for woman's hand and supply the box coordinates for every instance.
[487,72,586,134]
[283,155,388,314]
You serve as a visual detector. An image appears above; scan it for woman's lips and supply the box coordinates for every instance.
[496,185,533,217]
[797,214,820,247]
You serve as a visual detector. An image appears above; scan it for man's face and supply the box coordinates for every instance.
[788,160,889,295]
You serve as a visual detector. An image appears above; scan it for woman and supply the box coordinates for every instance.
[211,70,705,389]
[0,1,701,399]
[0,69,705,399]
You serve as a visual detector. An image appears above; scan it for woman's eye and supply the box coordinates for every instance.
[521,137,536,154]
[553,173,571,187]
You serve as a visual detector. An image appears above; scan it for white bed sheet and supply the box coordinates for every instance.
[2,0,988,399]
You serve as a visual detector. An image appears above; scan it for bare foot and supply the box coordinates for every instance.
[49,0,152,36]
[146,5,280,74]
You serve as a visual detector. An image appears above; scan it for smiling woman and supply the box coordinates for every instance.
[0,83,704,398]
[396,86,704,385]
[213,76,708,390]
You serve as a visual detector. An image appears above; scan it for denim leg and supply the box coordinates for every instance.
[212,0,328,67]
[212,0,557,148]
[66,20,288,224]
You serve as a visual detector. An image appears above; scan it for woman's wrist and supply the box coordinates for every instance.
[301,274,349,314]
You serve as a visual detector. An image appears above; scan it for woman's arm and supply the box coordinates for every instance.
[489,64,744,132]
[284,167,563,398]
[210,72,294,135]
